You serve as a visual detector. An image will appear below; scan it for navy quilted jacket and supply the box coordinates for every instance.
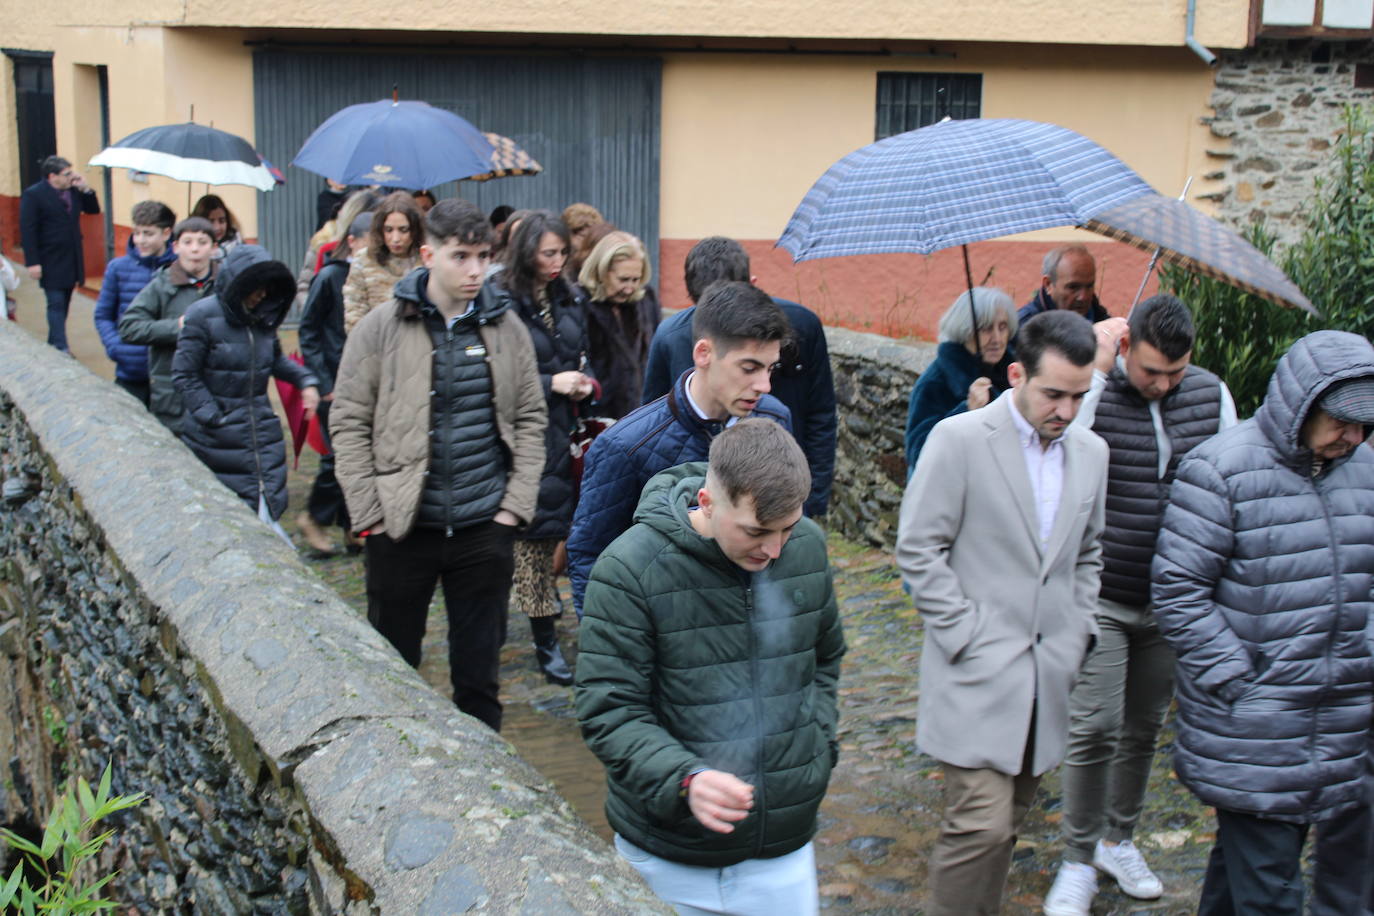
[1152,330,1374,822]
[94,239,174,382]
[567,370,792,613]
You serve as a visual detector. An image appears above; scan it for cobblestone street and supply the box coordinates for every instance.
[284,450,1213,915]
[8,293,1214,912]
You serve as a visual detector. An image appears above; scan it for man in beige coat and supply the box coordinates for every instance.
[332,199,546,733]
[897,310,1108,915]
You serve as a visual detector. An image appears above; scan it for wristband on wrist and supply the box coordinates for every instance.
[679,767,707,798]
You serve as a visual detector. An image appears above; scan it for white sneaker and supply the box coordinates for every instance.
[1043,861,1097,916]
[1093,839,1163,899]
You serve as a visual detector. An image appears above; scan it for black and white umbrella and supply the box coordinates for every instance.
[89,122,277,191]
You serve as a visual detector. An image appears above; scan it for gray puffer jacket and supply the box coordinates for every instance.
[1152,330,1374,822]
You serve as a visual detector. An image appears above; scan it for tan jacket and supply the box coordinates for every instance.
[342,248,418,334]
[330,278,547,539]
[896,392,1107,776]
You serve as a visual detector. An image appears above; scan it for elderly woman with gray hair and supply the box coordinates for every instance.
[904,286,1018,476]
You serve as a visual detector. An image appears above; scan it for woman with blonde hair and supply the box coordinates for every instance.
[342,191,422,332]
[578,230,659,419]
[562,202,604,277]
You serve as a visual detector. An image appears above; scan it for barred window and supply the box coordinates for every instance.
[875,72,982,140]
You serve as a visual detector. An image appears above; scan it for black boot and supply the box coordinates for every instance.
[530,616,573,686]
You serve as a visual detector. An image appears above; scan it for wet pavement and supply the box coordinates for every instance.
[13,288,1214,914]
[280,458,1213,916]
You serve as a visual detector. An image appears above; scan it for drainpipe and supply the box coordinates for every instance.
[1187,0,1219,65]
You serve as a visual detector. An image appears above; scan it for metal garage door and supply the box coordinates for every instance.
[252,47,661,281]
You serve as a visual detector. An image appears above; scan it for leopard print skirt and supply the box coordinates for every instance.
[512,538,560,618]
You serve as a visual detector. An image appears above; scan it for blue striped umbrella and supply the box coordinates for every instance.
[778,117,1314,314]
[779,118,1154,259]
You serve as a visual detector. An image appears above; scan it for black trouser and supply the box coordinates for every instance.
[364,521,514,731]
[44,286,73,351]
[115,377,151,407]
[1199,805,1373,915]
[306,400,349,529]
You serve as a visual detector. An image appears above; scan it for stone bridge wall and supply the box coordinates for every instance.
[824,326,936,549]
[0,320,666,914]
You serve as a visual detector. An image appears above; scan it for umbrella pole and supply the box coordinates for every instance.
[961,244,981,357]
[1128,177,1194,316]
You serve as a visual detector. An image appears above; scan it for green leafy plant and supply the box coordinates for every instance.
[1161,104,1374,416]
[0,763,146,915]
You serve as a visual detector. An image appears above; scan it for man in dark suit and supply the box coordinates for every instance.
[20,155,101,351]
[640,236,837,516]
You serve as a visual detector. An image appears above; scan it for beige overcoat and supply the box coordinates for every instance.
[897,394,1108,776]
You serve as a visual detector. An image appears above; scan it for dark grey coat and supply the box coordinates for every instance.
[1152,330,1374,822]
[172,245,317,520]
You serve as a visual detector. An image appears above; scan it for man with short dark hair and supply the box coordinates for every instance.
[898,310,1108,916]
[19,155,101,351]
[1153,330,1374,916]
[93,199,177,405]
[331,198,547,732]
[1043,295,1237,915]
[567,280,793,615]
[118,217,218,431]
[1018,245,1109,326]
[576,418,845,915]
[641,236,837,516]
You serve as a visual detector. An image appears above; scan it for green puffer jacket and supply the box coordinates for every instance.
[574,462,846,867]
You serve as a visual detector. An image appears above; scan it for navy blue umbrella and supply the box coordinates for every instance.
[292,98,496,190]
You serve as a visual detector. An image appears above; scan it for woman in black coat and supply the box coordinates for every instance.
[493,210,594,685]
[173,245,319,541]
[577,230,660,420]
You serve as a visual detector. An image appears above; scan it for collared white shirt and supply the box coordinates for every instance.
[1003,391,1065,547]
[683,371,740,427]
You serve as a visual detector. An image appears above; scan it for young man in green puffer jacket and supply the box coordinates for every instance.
[575,418,845,915]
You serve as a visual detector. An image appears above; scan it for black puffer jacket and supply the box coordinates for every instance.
[498,276,591,540]
[1153,330,1374,822]
[297,255,349,396]
[173,245,318,520]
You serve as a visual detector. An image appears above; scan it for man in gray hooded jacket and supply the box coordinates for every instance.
[1153,329,1374,915]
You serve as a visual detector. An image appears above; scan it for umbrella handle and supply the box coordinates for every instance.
[961,244,980,358]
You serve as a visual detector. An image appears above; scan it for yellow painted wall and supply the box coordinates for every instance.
[660,44,1223,241]
[44,0,1250,49]
[22,27,259,232]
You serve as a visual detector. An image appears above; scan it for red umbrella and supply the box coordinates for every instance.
[274,352,324,468]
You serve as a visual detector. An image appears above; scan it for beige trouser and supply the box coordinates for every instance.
[927,730,1039,916]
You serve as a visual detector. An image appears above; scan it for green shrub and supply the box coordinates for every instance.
[0,763,146,915]
[1161,104,1374,417]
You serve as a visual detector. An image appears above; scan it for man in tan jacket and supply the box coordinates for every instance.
[897,310,1108,915]
[331,199,546,732]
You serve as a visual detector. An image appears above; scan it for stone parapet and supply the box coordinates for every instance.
[823,325,936,549]
[0,319,666,913]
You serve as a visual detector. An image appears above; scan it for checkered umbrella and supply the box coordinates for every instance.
[778,117,1314,314]
[462,132,543,182]
[1084,193,1315,314]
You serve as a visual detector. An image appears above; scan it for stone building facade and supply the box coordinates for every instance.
[1204,39,1374,245]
